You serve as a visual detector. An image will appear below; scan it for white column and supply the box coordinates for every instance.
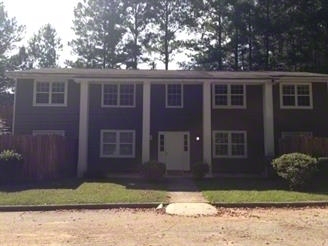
[77,82,89,177]
[203,82,212,174]
[263,82,275,156]
[142,81,151,163]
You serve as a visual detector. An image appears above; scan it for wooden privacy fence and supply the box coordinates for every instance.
[279,136,328,157]
[0,135,77,182]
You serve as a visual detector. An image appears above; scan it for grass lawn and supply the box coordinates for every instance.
[196,178,328,203]
[0,178,168,205]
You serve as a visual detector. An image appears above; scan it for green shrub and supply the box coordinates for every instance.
[0,149,23,163]
[191,162,209,179]
[140,160,166,181]
[271,152,318,190]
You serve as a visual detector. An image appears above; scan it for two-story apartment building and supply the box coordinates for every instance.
[6,69,328,177]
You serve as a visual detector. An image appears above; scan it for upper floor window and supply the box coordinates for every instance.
[100,130,135,158]
[102,83,135,107]
[166,84,183,108]
[213,131,247,158]
[280,83,312,109]
[33,81,67,106]
[213,84,246,108]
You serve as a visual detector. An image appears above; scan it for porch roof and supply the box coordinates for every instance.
[6,68,328,83]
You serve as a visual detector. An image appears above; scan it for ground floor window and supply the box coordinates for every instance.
[100,130,135,158]
[213,131,247,158]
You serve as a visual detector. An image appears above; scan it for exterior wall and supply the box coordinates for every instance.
[87,83,143,173]
[273,82,328,153]
[14,79,80,139]
[211,85,265,173]
[150,84,203,168]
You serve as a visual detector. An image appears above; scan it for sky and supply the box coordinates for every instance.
[2,0,80,65]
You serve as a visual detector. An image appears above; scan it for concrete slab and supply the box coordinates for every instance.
[165,202,217,216]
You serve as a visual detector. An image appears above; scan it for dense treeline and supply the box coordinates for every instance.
[1,0,328,88]
[66,0,328,72]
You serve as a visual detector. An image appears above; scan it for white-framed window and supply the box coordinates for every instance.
[280,83,313,109]
[213,84,246,108]
[33,81,68,106]
[102,83,136,107]
[32,130,65,136]
[166,84,183,108]
[100,130,135,158]
[281,131,312,139]
[213,131,247,158]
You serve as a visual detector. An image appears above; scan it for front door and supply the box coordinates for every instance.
[158,131,190,171]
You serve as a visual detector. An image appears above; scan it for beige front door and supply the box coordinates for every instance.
[158,131,190,171]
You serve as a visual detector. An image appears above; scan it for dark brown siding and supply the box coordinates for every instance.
[88,84,143,173]
[273,82,328,152]
[14,79,80,139]
[150,84,203,168]
[211,85,265,173]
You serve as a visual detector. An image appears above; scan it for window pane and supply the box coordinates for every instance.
[167,84,182,107]
[120,84,134,106]
[36,82,49,92]
[282,85,295,94]
[215,133,228,144]
[51,93,64,104]
[103,144,116,155]
[103,84,118,105]
[297,85,309,95]
[283,95,295,106]
[231,95,243,106]
[120,132,133,143]
[215,144,228,156]
[297,96,310,106]
[231,85,243,94]
[52,82,65,93]
[231,144,245,156]
[36,93,49,104]
[159,134,165,152]
[215,85,227,94]
[119,144,133,155]
[231,133,244,144]
[103,132,116,143]
[215,95,227,105]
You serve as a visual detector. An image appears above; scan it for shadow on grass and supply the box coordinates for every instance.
[195,177,328,195]
[0,176,169,192]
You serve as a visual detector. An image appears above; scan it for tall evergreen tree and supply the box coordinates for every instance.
[144,0,191,70]
[0,1,24,92]
[121,0,152,69]
[69,0,126,68]
[27,24,62,68]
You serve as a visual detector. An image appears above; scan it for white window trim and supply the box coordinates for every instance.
[33,80,68,107]
[212,84,246,109]
[280,83,313,109]
[101,83,136,108]
[281,131,313,138]
[100,129,136,158]
[165,84,184,108]
[212,130,247,158]
[32,130,65,136]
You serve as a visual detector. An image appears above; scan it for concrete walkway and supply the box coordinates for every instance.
[165,178,217,216]
[167,177,208,203]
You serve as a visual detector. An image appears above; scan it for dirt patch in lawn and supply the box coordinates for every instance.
[0,207,327,245]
